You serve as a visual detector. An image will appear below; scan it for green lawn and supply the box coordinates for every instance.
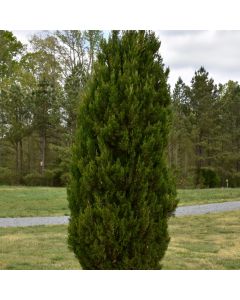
[177,188,240,206]
[0,186,240,217]
[0,186,68,217]
[1,210,240,270]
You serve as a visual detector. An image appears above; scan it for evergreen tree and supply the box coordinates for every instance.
[218,81,240,186]
[68,30,177,270]
[189,67,219,186]
[169,77,194,187]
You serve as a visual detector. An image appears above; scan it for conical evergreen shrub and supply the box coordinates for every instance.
[68,30,178,269]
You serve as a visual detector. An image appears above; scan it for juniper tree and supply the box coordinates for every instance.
[68,30,178,269]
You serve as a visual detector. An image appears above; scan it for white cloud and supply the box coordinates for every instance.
[12,30,39,45]
[157,30,240,88]
[12,30,50,47]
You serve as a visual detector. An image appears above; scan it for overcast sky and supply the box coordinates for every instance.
[157,30,240,88]
[13,30,240,89]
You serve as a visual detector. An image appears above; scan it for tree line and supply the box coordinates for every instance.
[0,30,239,188]
[0,30,102,186]
[170,68,240,188]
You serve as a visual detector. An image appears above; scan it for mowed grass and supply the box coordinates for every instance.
[1,210,240,270]
[0,186,240,217]
[177,188,240,206]
[0,186,68,217]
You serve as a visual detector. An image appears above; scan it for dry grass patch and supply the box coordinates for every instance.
[0,225,79,270]
[163,210,240,269]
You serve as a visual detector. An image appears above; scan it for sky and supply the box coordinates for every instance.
[13,30,240,89]
[157,30,240,88]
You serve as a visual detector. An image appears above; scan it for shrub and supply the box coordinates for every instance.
[23,169,68,187]
[0,167,18,185]
[23,170,55,186]
[227,173,240,187]
[68,31,178,269]
[199,168,221,188]
[23,172,44,186]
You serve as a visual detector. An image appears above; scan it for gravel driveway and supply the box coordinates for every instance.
[0,216,69,228]
[0,201,240,228]
[175,200,240,216]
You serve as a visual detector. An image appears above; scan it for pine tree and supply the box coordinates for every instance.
[169,77,194,187]
[218,81,240,186]
[68,30,177,270]
[189,67,219,187]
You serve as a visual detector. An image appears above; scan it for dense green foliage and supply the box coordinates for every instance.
[67,31,177,269]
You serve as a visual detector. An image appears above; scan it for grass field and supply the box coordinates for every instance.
[0,186,68,217]
[163,210,240,270]
[0,186,240,218]
[1,210,240,269]
[177,188,240,206]
[0,225,78,270]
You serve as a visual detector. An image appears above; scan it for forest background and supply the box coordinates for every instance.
[0,30,239,188]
